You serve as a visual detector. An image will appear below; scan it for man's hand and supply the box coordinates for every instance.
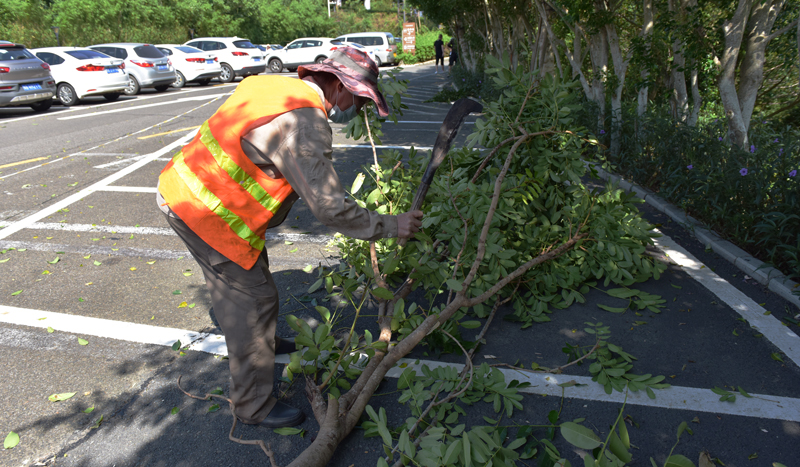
[397,210,423,238]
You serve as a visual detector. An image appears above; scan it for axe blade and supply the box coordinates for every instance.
[410,98,483,213]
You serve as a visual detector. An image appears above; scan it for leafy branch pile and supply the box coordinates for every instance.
[248,55,676,467]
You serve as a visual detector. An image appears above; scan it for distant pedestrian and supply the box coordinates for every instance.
[433,34,444,74]
[447,38,458,72]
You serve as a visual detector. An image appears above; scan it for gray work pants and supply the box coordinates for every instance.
[166,214,279,424]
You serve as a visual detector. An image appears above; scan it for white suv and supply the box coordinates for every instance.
[183,37,266,83]
[267,38,341,73]
[334,32,397,67]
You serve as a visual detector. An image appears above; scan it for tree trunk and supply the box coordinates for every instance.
[669,0,689,122]
[688,68,701,126]
[607,23,629,158]
[718,0,753,148]
[737,0,786,131]
[637,0,654,119]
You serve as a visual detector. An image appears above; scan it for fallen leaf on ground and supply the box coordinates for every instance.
[4,431,19,449]
[47,327,54,333]
[178,301,188,308]
[48,392,76,402]
[78,338,88,346]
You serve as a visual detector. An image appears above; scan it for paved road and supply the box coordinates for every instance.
[1,66,798,467]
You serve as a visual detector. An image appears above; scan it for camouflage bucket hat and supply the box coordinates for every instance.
[298,47,390,117]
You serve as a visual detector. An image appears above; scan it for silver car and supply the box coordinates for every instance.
[88,43,175,95]
[0,40,57,112]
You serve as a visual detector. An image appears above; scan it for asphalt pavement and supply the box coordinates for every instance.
[1,65,799,467]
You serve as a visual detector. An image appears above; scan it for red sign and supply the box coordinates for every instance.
[402,22,416,54]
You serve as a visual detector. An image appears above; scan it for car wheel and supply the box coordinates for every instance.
[197,79,211,86]
[154,85,170,92]
[57,83,79,106]
[124,75,140,95]
[314,56,326,64]
[219,63,235,83]
[171,71,186,88]
[375,56,382,67]
[103,93,121,102]
[29,99,52,112]
[268,58,283,73]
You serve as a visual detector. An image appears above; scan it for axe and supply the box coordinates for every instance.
[399,97,483,247]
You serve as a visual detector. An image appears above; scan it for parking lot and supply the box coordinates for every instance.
[1,66,799,467]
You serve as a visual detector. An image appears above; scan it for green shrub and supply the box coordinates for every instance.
[583,104,800,282]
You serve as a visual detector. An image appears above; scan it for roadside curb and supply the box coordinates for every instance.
[587,162,800,311]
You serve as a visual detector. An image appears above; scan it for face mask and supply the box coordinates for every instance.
[328,88,358,124]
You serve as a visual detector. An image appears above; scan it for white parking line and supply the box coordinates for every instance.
[1,304,798,422]
[97,186,159,193]
[0,83,238,125]
[0,132,197,241]
[0,219,336,244]
[0,94,228,181]
[653,230,800,366]
[333,144,433,150]
[57,94,227,121]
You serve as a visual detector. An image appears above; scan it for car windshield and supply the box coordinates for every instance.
[233,40,257,49]
[256,45,266,51]
[385,34,395,45]
[331,40,344,46]
[176,46,202,54]
[0,46,35,61]
[133,45,165,58]
[65,50,109,60]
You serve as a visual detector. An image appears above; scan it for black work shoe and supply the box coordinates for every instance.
[275,336,296,355]
[253,401,305,428]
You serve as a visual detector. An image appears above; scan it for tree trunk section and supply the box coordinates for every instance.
[718,0,753,148]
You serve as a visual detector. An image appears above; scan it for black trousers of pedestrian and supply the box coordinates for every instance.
[166,214,279,424]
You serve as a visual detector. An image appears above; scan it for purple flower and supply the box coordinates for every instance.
[739,168,748,176]
[790,170,797,177]
[462,78,465,81]
[750,145,756,153]
[714,119,718,123]
[599,130,606,134]
[687,165,693,170]
[718,137,723,141]
[773,138,779,143]
[779,148,784,154]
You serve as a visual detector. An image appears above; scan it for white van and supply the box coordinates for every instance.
[333,32,397,67]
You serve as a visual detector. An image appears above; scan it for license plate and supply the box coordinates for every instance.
[206,59,214,64]
[253,57,261,62]
[21,83,42,91]
[106,68,119,74]
[157,65,168,71]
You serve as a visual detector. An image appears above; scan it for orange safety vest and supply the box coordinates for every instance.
[159,76,326,269]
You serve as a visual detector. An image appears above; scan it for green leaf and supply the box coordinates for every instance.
[371,287,394,300]
[460,320,482,329]
[210,387,224,395]
[597,304,627,313]
[78,338,89,346]
[84,407,95,413]
[207,404,220,413]
[303,264,314,273]
[48,392,76,402]
[560,422,601,449]
[274,427,304,436]
[48,257,60,264]
[351,173,366,194]
[11,290,22,296]
[308,278,323,293]
[47,327,54,333]
[171,340,182,351]
[608,430,631,463]
[4,431,20,449]
[676,421,687,438]
[771,353,784,363]
[664,455,696,467]
[737,386,753,398]
[446,279,463,291]
[0,258,9,263]
[93,260,102,266]
[171,407,180,415]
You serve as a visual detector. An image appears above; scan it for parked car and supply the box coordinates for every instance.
[88,43,175,95]
[266,38,341,73]
[155,44,221,88]
[31,47,127,106]
[0,40,56,112]
[183,37,266,83]
[334,32,397,66]
[337,42,378,64]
